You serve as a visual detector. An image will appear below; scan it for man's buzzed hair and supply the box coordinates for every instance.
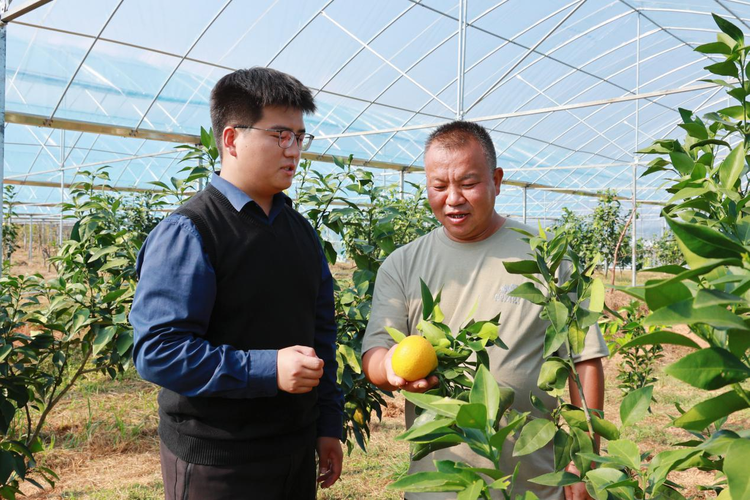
[425,121,497,171]
[210,67,316,159]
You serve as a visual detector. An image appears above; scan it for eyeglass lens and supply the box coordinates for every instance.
[278,130,312,151]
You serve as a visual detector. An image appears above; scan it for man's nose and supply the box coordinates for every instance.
[446,187,465,206]
[284,139,301,158]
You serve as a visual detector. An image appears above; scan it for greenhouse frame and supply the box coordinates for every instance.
[0,0,746,271]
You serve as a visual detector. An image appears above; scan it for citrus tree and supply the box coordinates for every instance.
[0,169,161,497]
[2,186,20,265]
[294,154,440,452]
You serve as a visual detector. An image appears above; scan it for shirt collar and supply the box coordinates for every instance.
[210,172,289,217]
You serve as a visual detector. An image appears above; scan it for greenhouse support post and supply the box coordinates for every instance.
[632,12,641,287]
[59,130,64,245]
[523,186,527,224]
[0,21,6,277]
[456,0,467,119]
[28,219,32,261]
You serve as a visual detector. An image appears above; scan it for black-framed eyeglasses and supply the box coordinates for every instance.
[234,125,314,151]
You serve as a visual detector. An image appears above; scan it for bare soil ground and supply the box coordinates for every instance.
[6,253,748,499]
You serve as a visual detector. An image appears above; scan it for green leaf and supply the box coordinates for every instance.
[338,344,362,374]
[99,257,130,272]
[488,413,526,452]
[0,451,15,485]
[669,152,696,175]
[725,438,750,500]
[592,416,620,441]
[567,321,586,355]
[689,138,731,150]
[588,278,604,313]
[387,472,468,492]
[561,409,588,432]
[570,427,594,474]
[706,61,739,78]
[543,324,567,359]
[503,260,541,275]
[401,392,467,418]
[694,289,746,308]
[698,429,740,455]
[456,403,487,430]
[529,470,580,487]
[508,282,546,305]
[553,429,573,471]
[644,298,750,331]
[720,144,746,190]
[457,480,485,500]
[513,419,556,457]
[607,439,641,470]
[648,448,702,492]
[545,300,568,334]
[695,41,733,55]
[665,348,750,390]
[585,468,633,500]
[410,436,465,461]
[0,345,12,363]
[70,307,92,334]
[420,279,434,321]
[537,358,570,394]
[666,216,746,260]
[677,123,708,141]
[644,280,692,311]
[470,365,502,426]
[667,186,711,205]
[385,326,406,343]
[619,331,700,350]
[101,288,128,303]
[674,390,750,431]
[92,326,117,356]
[713,13,744,45]
[418,320,447,345]
[87,245,118,263]
[620,385,654,427]
[115,331,133,356]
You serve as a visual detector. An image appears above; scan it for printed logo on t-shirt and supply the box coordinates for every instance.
[494,284,521,304]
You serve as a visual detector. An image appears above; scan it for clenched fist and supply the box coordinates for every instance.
[277,346,324,394]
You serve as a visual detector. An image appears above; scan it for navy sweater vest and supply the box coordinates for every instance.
[158,184,321,465]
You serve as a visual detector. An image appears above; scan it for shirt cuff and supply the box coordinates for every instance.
[317,410,344,440]
[248,350,278,397]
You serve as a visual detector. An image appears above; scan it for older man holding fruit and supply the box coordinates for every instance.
[362,120,608,500]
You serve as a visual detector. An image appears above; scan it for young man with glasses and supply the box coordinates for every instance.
[130,67,343,500]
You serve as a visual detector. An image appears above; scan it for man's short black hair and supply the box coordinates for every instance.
[210,67,316,158]
[425,121,497,171]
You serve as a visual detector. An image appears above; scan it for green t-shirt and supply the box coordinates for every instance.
[363,218,609,500]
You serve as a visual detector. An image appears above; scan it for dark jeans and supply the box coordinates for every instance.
[160,441,316,500]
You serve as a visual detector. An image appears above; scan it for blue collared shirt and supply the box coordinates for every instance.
[130,173,343,439]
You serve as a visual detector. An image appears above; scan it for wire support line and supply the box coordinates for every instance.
[715,0,750,32]
[467,0,587,113]
[319,11,456,115]
[48,0,124,120]
[315,82,718,140]
[5,151,180,180]
[134,0,233,131]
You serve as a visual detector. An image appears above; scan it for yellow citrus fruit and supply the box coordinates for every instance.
[391,335,438,382]
[353,407,366,426]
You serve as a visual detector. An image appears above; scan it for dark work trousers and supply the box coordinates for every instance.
[160,441,317,500]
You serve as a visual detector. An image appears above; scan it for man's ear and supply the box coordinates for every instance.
[222,126,238,158]
[493,167,504,195]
